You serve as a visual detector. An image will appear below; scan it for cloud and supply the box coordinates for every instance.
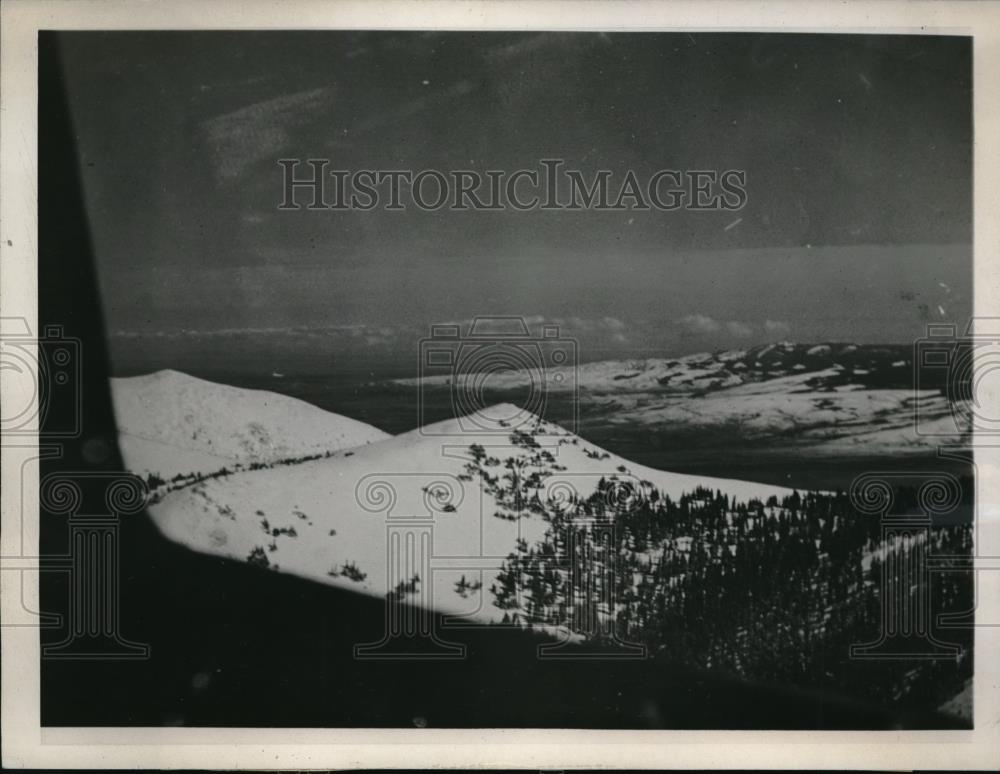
[113,315,634,350]
[726,321,754,338]
[764,319,792,336]
[353,79,477,135]
[111,323,404,343]
[201,87,329,182]
[677,314,721,335]
[677,315,754,338]
[431,315,627,337]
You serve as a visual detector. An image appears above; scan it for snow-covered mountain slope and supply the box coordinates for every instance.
[111,370,390,479]
[585,372,961,456]
[139,401,793,626]
[393,342,924,394]
[394,342,968,456]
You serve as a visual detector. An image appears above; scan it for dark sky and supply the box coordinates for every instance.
[58,31,972,375]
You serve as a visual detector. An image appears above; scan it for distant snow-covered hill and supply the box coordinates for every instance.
[111,370,390,479]
[394,341,926,394]
[394,342,968,456]
[586,367,960,456]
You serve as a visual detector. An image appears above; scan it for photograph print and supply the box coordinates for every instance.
[32,28,976,731]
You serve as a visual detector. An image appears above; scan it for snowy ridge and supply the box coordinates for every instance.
[114,374,793,627]
[110,370,973,714]
[111,369,390,479]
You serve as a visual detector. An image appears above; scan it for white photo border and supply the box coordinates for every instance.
[2,0,999,769]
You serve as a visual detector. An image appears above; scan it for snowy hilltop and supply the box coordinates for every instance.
[112,372,790,624]
[111,369,390,480]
